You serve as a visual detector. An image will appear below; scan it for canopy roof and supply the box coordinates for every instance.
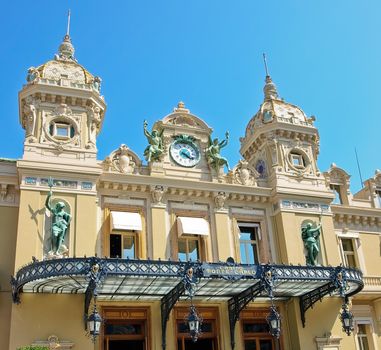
[11,257,363,350]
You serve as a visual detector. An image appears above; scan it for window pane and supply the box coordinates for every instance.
[56,124,69,137]
[346,254,356,268]
[110,234,121,258]
[123,236,135,259]
[188,240,199,261]
[240,243,247,263]
[246,243,255,264]
[178,240,187,262]
[240,231,252,241]
[342,239,354,252]
[330,184,342,204]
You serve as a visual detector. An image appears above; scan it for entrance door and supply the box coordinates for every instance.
[242,321,276,350]
[175,307,219,350]
[244,339,274,350]
[102,312,148,350]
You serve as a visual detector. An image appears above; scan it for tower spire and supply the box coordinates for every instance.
[66,9,71,37]
[262,54,279,100]
[56,10,75,61]
[263,53,270,77]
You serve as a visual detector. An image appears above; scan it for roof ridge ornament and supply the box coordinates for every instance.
[55,10,77,62]
[262,53,279,101]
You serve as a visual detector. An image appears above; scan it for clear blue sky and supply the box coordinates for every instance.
[1,1,379,192]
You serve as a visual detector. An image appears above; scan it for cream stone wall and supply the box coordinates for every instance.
[0,206,18,350]
[9,294,93,350]
[14,189,98,269]
[359,233,381,276]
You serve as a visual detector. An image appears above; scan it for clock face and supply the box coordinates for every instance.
[170,140,201,167]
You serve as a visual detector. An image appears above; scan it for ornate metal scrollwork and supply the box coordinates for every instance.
[84,257,106,329]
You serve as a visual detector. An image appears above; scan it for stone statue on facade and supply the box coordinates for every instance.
[23,97,37,142]
[151,185,166,205]
[26,66,40,83]
[302,216,322,266]
[45,178,71,258]
[92,76,102,93]
[143,120,164,162]
[214,191,227,210]
[206,131,230,172]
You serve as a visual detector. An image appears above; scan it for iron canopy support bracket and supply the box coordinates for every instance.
[227,265,274,350]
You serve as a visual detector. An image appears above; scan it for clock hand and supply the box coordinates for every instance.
[180,149,194,160]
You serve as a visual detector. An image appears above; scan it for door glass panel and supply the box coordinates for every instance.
[244,340,257,350]
[109,340,144,350]
[243,322,269,333]
[184,338,214,349]
[259,339,273,350]
[105,323,142,335]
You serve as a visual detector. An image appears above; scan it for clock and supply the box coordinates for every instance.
[170,137,201,167]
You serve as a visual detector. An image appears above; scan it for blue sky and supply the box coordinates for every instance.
[1,1,379,192]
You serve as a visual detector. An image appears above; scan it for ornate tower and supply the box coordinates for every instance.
[18,24,106,166]
[240,73,326,194]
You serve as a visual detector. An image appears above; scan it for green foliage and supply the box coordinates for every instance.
[17,346,49,350]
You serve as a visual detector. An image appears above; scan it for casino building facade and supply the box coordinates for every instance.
[0,29,381,350]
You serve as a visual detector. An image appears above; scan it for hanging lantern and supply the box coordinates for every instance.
[267,305,281,339]
[87,304,102,341]
[187,304,203,342]
[340,303,354,336]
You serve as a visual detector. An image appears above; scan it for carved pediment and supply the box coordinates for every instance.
[160,102,212,132]
[103,144,142,174]
[228,160,259,186]
[324,163,351,186]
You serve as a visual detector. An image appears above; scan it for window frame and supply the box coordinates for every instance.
[109,231,138,259]
[103,207,146,260]
[238,223,260,265]
[171,210,209,262]
[177,234,201,262]
[290,152,305,168]
[52,122,71,140]
[340,237,358,268]
[330,184,343,204]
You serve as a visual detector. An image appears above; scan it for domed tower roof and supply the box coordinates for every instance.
[242,75,309,143]
[32,33,95,85]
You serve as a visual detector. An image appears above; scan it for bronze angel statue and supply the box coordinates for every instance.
[206,131,230,172]
[143,120,164,162]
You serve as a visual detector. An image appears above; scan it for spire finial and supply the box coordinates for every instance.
[262,54,279,100]
[66,9,71,37]
[56,10,76,61]
[263,53,270,77]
